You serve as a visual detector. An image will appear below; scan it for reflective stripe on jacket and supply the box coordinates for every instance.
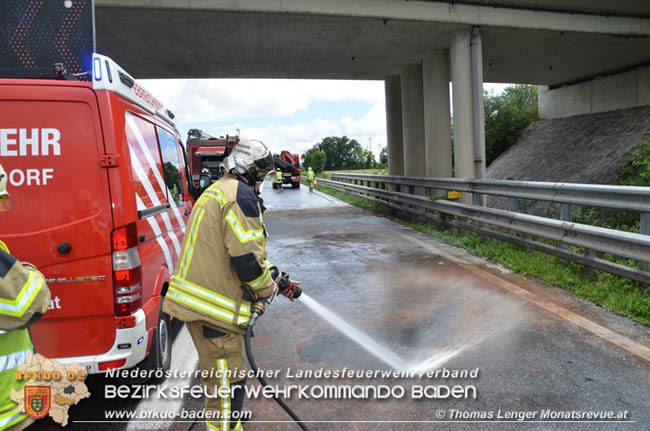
[163,175,275,334]
[0,241,50,431]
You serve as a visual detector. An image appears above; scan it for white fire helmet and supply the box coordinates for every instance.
[222,139,274,183]
[0,163,11,212]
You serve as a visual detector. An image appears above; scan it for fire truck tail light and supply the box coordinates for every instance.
[112,249,141,270]
[111,223,143,317]
[116,283,141,295]
[98,359,126,371]
[116,315,137,329]
[112,223,138,251]
[116,291,142,304]
[113,266,142,287]
[115,300,141,317]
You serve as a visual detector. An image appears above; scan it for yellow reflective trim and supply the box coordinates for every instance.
[232,419,242,431]
[226,210,264,243]
[245,267,270,291]
[0,272,43,317]
[167,287,235,323]
[205,421,219,431]
[204,189,227,209]
[171,276,237,311]
[0,404,15,414]
[218,359,230,431]
[179,207,205,279]
[0,405,26,430]
[0,241,8,254]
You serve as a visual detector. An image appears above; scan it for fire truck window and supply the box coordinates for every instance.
[156,126,184,205]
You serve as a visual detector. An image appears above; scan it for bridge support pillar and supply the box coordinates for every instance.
[385,75,404,176]
[450,28,486,203]
[423,50,452,195]
[400,64,426,179]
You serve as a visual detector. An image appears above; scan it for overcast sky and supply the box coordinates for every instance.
[141,79,512,158]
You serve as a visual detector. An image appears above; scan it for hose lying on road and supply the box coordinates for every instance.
[245,323,310,431]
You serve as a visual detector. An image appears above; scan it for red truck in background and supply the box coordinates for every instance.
[272,151,301,189]
[187,129,238,186]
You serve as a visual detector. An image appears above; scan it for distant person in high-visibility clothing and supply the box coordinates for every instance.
[275,168,283,193]
[0,163,51,431]
[306,167,316,192]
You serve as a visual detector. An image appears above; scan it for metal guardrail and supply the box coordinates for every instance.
[319,174,650,285]
[329,173,650,212]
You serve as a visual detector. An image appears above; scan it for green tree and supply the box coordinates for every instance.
[361,149,376,169]
[305,136,365,170]
[301,148,315,169]
[311,150,327,173]
[484,84,538,165]
[379,146,387,166]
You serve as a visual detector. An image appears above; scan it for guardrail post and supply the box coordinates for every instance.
[559,203,571,250]
[392,184,401,217]
[424,187,432,222]
[507,197,519,236]
[408,185,416,220]
[507,197,519,213]
[584,249,597,277]
[641,213,650,272]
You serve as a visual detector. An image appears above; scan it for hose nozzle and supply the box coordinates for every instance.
[251,300,265,317]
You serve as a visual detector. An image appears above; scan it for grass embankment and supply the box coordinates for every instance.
[312,181,650,326]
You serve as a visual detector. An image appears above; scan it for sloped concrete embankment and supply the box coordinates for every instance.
[486,105,650,212]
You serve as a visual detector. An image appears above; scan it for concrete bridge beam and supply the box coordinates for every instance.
[385,76,404,176]
[422,50,452,190]
[400,64,426,178]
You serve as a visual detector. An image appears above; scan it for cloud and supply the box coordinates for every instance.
[230,101,387,156]
[140,78,385,125]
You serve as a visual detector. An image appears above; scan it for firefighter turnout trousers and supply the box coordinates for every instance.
[186,321,246,431]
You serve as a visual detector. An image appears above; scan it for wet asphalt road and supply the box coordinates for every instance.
[33,183,650,431]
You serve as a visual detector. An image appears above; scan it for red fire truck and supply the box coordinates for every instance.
[187,129,238,186]
[272,151,302,189]
[0,53,196,374]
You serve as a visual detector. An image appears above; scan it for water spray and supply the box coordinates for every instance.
[245,268,310,431]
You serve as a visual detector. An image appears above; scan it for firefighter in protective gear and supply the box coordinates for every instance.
[0,163,51,431]
[164,140,299,431]
[306,167,315,192]
[274,169,283,193]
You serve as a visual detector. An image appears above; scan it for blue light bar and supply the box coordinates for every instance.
[93,57,102,81]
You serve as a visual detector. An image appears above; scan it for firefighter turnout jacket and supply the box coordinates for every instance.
[307,170,315,181]
[164,175,276,334]
[0,241,51,431]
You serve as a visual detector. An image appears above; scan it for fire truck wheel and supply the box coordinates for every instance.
[141,304,172,381]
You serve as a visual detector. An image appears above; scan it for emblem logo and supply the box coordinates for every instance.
[25,386,51,419]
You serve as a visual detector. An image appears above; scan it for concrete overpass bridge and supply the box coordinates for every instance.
[96,0,650,201]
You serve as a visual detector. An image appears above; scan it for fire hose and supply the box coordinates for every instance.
[245,269,310,431]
